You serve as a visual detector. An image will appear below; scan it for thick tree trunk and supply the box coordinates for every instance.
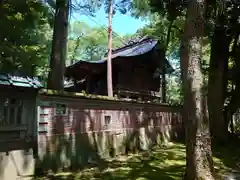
[47,0,69,90]
[208,25,231,142]
[181,0,214,179]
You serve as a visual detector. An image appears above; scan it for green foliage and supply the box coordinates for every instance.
[120,0,187,20]
[166,75,182,105]
[0,0,52,75]
[67,21,126,65]
[135,16,183,56]
[46,0,102,16]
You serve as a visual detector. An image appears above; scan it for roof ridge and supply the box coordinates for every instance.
[66,37,160,70]
[111,37,154,55]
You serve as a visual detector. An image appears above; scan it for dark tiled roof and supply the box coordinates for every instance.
[68,38,158,67]
[0,73,43,89]
[67,38,174,74]
[68,38,157,64]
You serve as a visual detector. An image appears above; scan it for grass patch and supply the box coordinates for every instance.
[34,142,240,180]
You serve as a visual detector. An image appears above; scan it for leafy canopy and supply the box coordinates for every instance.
[0,0,52,75]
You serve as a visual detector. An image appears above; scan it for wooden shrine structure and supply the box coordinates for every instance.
[65,37,173,102]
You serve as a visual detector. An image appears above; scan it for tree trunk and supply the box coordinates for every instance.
[162,20,173,103]
[107,0,113,97]
[180,0,214,179]
[208,23,231,143]
[47,0,69,90]
[226,34,240,127]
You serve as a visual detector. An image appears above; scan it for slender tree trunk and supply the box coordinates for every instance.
[228,48,240,121]
[107,0,113,97]
[162,20,173,103]
[208,24,231,143]
[47,0,69,90]
[226,34,240,128]
[180,0,214,179]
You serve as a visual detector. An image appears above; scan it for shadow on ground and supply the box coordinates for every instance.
[212,137,240,176]
[34,140,240,180]
[34,143,186,180]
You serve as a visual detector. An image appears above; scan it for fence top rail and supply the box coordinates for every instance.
[38,89,183,109]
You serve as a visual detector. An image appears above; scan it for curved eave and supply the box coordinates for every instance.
[67,39,158,69]
[65,38,174,78]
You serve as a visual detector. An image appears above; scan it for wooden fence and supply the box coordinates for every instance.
[0,90,183,179]
[36,92,183,172]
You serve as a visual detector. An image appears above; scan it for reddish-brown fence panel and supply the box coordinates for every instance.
[37,94,183,172]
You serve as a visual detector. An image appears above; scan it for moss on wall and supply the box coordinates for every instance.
[38,89,174,106]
